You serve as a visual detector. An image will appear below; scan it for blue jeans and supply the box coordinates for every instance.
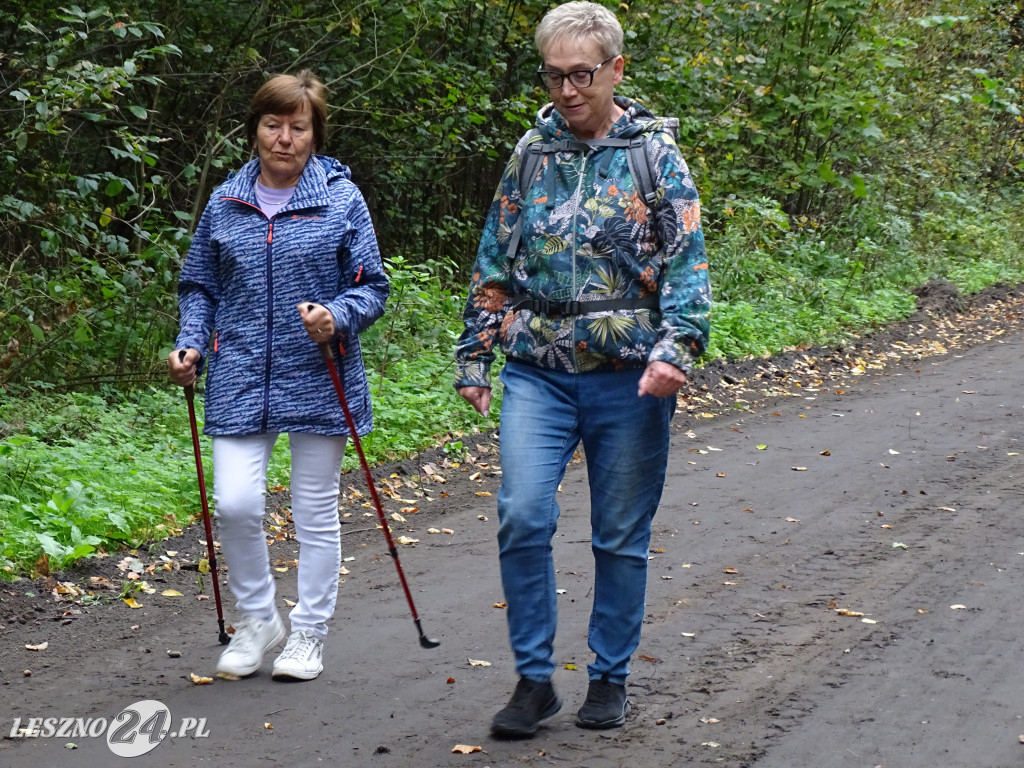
[496,360,675,686]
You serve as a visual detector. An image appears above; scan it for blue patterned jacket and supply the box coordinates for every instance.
[455,98,710,388]
[175,154,388,436]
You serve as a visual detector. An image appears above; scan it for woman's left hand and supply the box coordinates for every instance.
[297,302,336,343]
[638,360,688,398]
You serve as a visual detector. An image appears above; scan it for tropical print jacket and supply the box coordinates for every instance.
[454,97,711,389]
[176,154,388,436]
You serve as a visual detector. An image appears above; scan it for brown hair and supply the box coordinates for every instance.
[245,70,328,152]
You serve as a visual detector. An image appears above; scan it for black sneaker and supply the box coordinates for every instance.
[575,675,630,729]
[491,677,562,738]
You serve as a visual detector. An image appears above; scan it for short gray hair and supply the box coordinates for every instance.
[534,1,624,60]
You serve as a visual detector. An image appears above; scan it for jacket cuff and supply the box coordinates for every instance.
[454,359,492,390]
[649,340,695,375]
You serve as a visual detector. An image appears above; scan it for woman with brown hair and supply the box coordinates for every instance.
[168,70,388,681]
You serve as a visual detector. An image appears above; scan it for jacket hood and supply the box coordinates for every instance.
[535,96,660,142]
[219,154,352,210]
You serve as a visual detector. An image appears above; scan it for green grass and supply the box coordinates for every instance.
[0,389,202,576]
[0,190,1021,579]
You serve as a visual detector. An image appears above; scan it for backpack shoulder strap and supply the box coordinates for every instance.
[624,137,657,208]
[624,117,679,209]
[517,129,544,202]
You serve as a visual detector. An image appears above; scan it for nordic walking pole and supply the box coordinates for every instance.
[179,350,230,645]
[315,335,440,649]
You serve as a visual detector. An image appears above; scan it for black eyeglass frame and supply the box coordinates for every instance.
[536,55,618,91]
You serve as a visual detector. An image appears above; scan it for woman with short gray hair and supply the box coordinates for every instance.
[456,0,711,739]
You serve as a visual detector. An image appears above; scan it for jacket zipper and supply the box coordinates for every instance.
[569,149,590,372]
[261,218,274,432]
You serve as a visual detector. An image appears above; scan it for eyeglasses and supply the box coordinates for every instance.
[536,55,617,91]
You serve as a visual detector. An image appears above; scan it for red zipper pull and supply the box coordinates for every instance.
[355,265,363,284]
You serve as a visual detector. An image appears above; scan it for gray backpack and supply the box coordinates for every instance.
[505,119,678,317]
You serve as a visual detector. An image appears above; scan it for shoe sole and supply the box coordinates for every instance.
[490,698,562,738]
[272,663,323,681]
[575,700,631,730]
[215,624,287,678]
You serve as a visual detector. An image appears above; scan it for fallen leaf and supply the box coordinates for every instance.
[427,528,441,534]
[937,506,957,512]
[861,618,878,624]
[274,567,288,573]
[123,597,143,609]
[892,542,908,549]
[493,602,507,609]
[699,717,721,724]
[716,472,727,478]
[442,528,455,535]
[889,449,901,455]
[565,663,578,670]
[791,466,807,471]
[820,449,831,456]
[638,654,659,662]
[702,741,721,748]
[447,677,456,684]
[681,632,696,637]
[786,517,800,523]
[475,491,491,496]
[756,444,767,450]
[467,658,491,667]
[284,599,297,607]
[264,723,273,729]
[339,566,349,576]
[835,609,865,617]
[198,559,210,574]
[25,642,48,651]
[950,604,967,610]
[391,512,407,523]
[396,536,419,545]
[161,589,183,597]
[452,745,482,754]
[722,567,738,574]
[190,673,214,685]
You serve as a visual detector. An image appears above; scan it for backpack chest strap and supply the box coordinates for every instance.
[509,293,659,317]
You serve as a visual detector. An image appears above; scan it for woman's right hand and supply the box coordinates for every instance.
[168,348,200,387]
[457,386,492,417]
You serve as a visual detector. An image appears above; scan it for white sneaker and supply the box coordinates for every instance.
[272,630,324,681]
[216,613,286,678]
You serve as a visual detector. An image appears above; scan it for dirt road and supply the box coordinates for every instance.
[2,285,1023,767]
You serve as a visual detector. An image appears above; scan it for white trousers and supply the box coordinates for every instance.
[212,433,347,639]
